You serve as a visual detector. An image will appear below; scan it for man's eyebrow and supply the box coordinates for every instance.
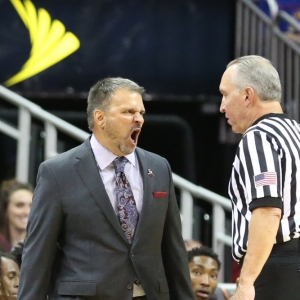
[193,263,218,271]
[193,263,204,268]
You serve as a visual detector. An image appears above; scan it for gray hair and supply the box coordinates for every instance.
[87,77,145,131]
[227,55,281,103]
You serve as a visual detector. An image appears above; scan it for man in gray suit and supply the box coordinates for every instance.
[18,77,194,300]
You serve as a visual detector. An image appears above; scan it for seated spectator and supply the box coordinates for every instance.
[256,0,279,19]
[257,0,300,42]
[0,180,33,251]
[0,251,20,298]
[188,246,230,300]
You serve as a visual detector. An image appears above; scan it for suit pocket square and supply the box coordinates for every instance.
[153,191,168,198]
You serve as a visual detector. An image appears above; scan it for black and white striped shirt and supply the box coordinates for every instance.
[229,113,300,262]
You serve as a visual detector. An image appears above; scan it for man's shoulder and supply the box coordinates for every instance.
[136,147,167,162]
[42,138,90,166]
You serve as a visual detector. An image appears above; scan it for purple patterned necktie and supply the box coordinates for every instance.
[114,157,139,244]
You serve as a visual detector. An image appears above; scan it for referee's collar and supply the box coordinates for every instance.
[251,113,288,127]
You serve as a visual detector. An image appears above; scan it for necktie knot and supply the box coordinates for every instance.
[113,157,128,173]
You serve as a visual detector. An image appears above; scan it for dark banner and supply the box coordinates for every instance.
[0,0,234,94]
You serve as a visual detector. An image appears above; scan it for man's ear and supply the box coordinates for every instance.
[94,110,105,129]
[244,87,255,107]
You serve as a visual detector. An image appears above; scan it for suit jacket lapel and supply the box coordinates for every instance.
[133,148,154,244]
[74,139,127,242]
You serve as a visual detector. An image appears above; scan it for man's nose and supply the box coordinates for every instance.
[200,274,210,286]
[220,98,225,113]
[134,112,144,124]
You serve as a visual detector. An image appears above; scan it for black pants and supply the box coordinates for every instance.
[254,238,300,300]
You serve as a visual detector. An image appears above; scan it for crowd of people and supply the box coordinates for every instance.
[0,54,299,300]
[0,179,32,298]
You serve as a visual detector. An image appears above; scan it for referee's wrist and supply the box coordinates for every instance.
[238,276,255,286]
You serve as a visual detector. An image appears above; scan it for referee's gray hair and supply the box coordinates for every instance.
[227,55,282,103]
[87,77,145,131]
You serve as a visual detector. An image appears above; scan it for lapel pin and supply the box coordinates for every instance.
[147,169,154,177]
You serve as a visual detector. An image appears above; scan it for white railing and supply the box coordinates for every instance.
[174,173,231,282]
[236,0,300,121]
[0,84,232,280]
[0,85,89,181]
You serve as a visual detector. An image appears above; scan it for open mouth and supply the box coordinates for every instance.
[130,128,141,145]
[196,289,210,299]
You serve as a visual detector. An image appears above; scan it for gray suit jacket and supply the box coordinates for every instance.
[18,138,194,300]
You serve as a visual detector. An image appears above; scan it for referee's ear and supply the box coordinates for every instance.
[244,87,255,107]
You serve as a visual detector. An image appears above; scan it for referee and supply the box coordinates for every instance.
[219,55,300,300]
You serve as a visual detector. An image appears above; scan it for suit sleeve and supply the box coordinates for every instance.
[18,162,63,300]
[161,159,194,299]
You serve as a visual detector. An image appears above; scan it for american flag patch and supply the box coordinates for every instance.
[254,172,277,188]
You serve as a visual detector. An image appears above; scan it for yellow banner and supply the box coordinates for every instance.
[5,0,80,87]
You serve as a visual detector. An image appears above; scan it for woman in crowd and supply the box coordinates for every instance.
[0,180,33,251]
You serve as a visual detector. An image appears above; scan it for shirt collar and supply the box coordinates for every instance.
[251,113,287,127]
[90,134,136,170]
